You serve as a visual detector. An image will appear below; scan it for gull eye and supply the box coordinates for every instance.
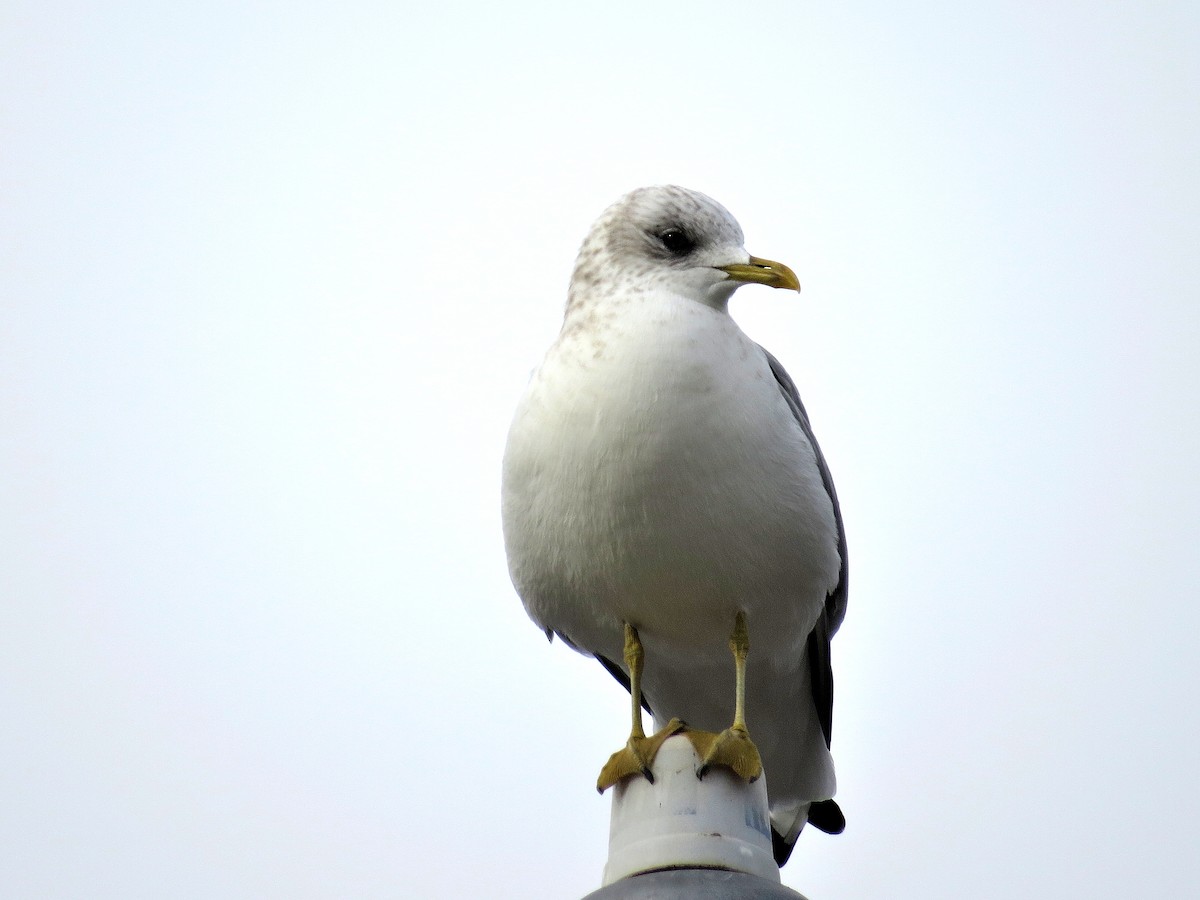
[658,229,695,256]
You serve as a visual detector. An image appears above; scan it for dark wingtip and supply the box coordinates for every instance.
[807,799,846,835]
[771,828,796,867]
[772,801,847,867]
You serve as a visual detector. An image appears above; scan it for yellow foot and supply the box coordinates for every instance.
[687,725,763,783]
[596,718,685,793]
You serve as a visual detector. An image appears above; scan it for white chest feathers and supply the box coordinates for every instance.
[502,297,840,656]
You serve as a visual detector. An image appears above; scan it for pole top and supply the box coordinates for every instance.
[588,734,808,898]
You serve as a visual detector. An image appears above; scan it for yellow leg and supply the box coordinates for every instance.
[627,622,648,742]
[689,611,763,782]
[596,624,684,792]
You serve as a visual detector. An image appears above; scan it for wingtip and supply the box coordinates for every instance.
[771,800,846,867]
[807,798,846,835]
[771,828,796,867]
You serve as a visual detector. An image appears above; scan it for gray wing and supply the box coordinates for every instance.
[760,347,848,749]
[762,347,849,850]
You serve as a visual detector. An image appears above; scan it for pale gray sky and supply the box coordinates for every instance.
[3,2,1198,897]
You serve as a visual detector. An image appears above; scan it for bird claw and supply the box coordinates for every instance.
[596,718,686,792]
[688,725,763,783]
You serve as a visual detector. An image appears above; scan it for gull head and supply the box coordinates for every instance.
[567,185,799,313]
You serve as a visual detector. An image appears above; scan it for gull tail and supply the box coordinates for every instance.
[771,799,846,867]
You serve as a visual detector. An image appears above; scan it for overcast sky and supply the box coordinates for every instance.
[3,2,1198,898]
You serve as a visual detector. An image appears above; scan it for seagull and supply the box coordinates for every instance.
[501,185,847,865]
